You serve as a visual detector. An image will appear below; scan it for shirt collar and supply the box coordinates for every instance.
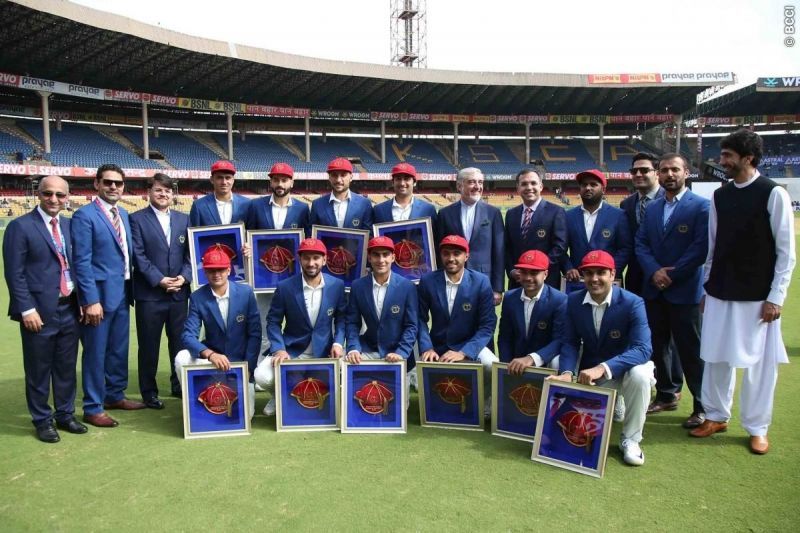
[666,187,688,204]
[372,273,391,288]
[269,195,293,207]
[460,200,477,211]
[522,197,542,212]
[213,285,230,301]
[150,204,170,217]
[392,197,413,209]
[96,196,116,212]
[445,270,465,286]
[520,284,545,303]
[302,275,325,290]
[581,200,604,215]
[329,190,352,203]
[639,186,660,201]
[583,287,613,308]
[734,170,760,188]
[215,197,232,206]
[36,205,58,225]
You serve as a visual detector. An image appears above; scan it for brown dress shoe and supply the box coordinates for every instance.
[682,412,706,429]
[647,399,679,414]
[749,435,769,455]
[689,419,728,437]
[104,398,146,410]
[83,412,119,428]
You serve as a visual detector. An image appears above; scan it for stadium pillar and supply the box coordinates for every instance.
[598,123,605,167]
[37,91,51,154]
[524,122,531,163]
[226,111,234,160]
[380,120,386,163]
[453,122,459,166]
[142,102,150,160]
[675,115,682,153]
[304,117,311,162]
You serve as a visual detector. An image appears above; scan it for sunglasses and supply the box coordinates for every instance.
[101,178,124,188]
[629,168,654,175]
[40,191,67,199]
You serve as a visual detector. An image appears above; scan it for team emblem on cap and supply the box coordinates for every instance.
[537,229,546,238]
[538,321,548,330]
[609,329,621,339]
[290,377,329,410]
[462,303,472,311]
[197,381,238,417]
[260,245,294,274]
[588,252,600,261]
[601,229,611,239]
[236,314,245,323]
[352,218,360,227]
[678,224,689,233]
[354,380,394,415]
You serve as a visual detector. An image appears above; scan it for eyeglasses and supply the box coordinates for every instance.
[40,191,67,198]
[101,179,124,188]
[629,168,654,175]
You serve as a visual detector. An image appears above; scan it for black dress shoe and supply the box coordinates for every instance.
[35,423,60,443]
[171,389,182,399]
[144,397,165,410]
[56,417,89,434]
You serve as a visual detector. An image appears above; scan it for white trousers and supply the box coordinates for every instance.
[254,353,315,392]
[701,359,778,437]
[174,350,255,419]
[596,361,655,443]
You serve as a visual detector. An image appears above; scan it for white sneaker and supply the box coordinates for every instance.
[262,398,276,417]
[614,397,625,423]
[484,397,492,421]
[620,438,645,466]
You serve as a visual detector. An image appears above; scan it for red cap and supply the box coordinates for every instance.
[297,238,327,255]
[202,244,234,269]
[391,162,417,179]
[439,235,469,253]
[368,236,395,252]
[211,160,236,175]
[268,162,294,178]
[575,169,607,187]
[327,157,353,173]
[514,250,550,271]
[578,250,615,271]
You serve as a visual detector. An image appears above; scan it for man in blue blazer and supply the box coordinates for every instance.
[3,176,86,442]
[498,251,566,372]
[254,238,347,416]
[245,162,310,235]
[130,173,192,407]
[175,246,261,418]
[345,236,418,370]
[563,169,632,283]
[552,250,654,466]
[73,165,145,428]
[435,168,505,304]
[310,158,373,232]
[504,168,567,289]
[189,160,251,227]
[418,235,498,405]
[635,153,709,429]
[373,162,438,226]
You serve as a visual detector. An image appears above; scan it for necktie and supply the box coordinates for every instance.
[637,196,649,225]
[521,207,533,240]
[110,206,122,240]
[50,218,70,297]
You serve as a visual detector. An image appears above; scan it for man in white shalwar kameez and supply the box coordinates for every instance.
[690,129,795,455]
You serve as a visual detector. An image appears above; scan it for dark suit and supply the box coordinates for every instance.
[346,274,419,369]
[189,193,250,227]
[245,196,310,235]
[563,202,632,277]
[497,285,566,365]
[620,188,665,294]
[310,192,373,232]
[71,200,133,415]
[504,200,567,289]
[436,200,505,293]
[635,190,709,411]
[373,197,438,226]
[4,208,80,428]
[130,206,192,399]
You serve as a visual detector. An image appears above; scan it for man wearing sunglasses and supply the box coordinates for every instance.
[72,164,144,428]
[4,176,86,443]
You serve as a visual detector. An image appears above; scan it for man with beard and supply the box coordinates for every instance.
[436,167,505,305]
[189,160,251,227]
[550,250,654,466]
[691,129,795,455]
[504,168,567,289]
[499,250,567,373]
[130,173,192,406]
[563,169,632,284]
[310,158,373,232]
[373,162,438,225]
[71,164,144,428]
[635,153,709,428]
[254,238,347,416]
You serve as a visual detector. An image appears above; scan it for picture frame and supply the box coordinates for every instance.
[247,229,304,294]
[181,361,251,439]
[416,362,484,431]
[372,217,437,283]
[310,225,369,291]
[490,363,556,443]
[188,223,247,289]
[531,380,616,478]
[341,360,406,434]
[275,358,340,432]
[561,278,622,294]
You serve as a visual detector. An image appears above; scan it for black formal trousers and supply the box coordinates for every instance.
[645,296,704,412]
[20,299,80,427]
[135,299,187,399]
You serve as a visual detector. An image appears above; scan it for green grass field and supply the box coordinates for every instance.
[1,227,799,532]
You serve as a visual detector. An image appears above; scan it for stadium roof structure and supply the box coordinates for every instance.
[1,0,730,122]
[696,77,800,118]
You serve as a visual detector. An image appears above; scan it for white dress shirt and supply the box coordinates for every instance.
[391,197,414,221]
[270,196,293,230]
[520,197,542,228]
[213,285,230,328]
[582,289,614,378]
[372,273,391,318]
[521,284,545,366]
[150,204,171,242]
[96,196,130,280]
[581,201,604,242]
[460,201,477,241]
[300,275,326,356]
[215,198,233,225]
[445,270,464,315]
[330,190,351,228]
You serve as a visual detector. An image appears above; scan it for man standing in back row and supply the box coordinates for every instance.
[310,158,373,232]
[189,160,251,227]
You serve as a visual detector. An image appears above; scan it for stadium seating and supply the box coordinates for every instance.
[458,140,523,175]
[120,129,218,170]
[0,130,34,161]
[531,139,595,173]
[213,133,302,172]
[602,140,652,172]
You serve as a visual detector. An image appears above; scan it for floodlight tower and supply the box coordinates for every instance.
[390,0,427,68]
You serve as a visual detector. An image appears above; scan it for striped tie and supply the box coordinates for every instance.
[520,207,533,240]
[50,218,70,297]
[637,196,649,225]
[110,206,122,240]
